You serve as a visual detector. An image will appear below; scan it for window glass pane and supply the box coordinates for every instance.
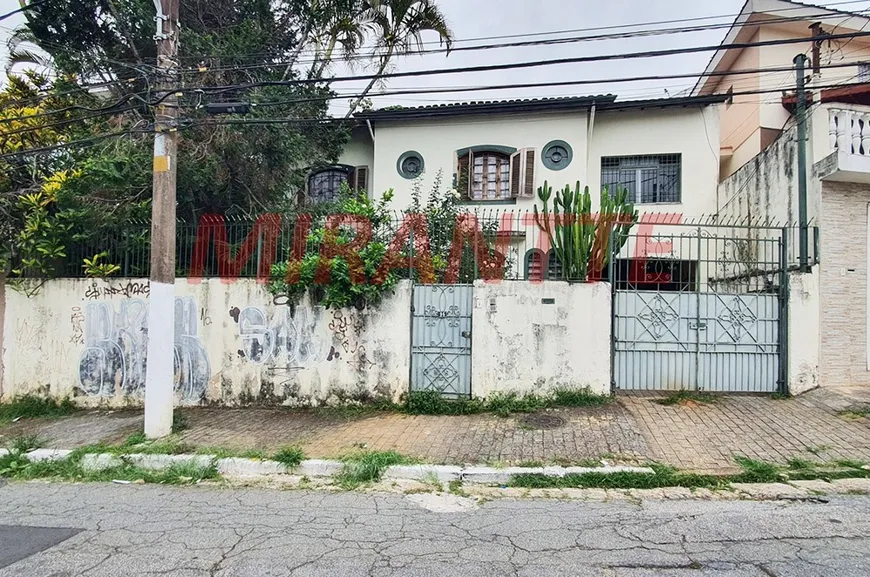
[308,169,348,203]
[639,168,658,203]
[548,251,563,279]
[618,168,638,202]
[658,162,680,203]
[467,152,510,200]
[486,156,497,199]
[472,156,484,200]
[500,161,510,197]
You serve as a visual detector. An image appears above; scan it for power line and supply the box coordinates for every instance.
[2,76,862,159]
[160,29,870,95]
[0,127,154,160]
[176,0,870,62]
[177,7,870,72]
[6,3,869,109]
[3,59,863,137]
[244,61,861,110]
[0,91,148,125]
[0,0,51,23]
[178,81,865,128]
[0,105,140,137]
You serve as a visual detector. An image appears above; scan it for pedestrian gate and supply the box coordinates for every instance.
[410,284,473,398]
[611,226,787,393]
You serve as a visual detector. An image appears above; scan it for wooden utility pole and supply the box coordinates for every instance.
[144,0,179,438]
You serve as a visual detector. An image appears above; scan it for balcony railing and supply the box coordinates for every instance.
[829,107,870,156]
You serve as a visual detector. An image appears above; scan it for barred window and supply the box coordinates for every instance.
[307,167,351,203]
[601,154,681,204]
[307,165,368,203]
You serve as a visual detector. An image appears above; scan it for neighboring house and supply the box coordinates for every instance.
[694,0,870,180]
[710,0,870,390]
[304,94,726,280]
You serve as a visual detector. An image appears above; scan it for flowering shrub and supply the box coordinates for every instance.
[269,185,399,309]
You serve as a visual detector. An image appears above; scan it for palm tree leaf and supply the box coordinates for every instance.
[5,48,54,75]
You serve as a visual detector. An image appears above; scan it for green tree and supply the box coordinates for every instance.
[345,0,453,117]
[11,0,357,219]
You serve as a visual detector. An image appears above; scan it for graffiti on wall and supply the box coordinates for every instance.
[234,305,329,367]
[77,296,210,401]
[84,281,150,300]
[233,302,375,376]
[329,310,375,371]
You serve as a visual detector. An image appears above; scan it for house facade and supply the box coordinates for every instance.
[302,95,727,281]
[327,95,724,218]
[712,0,870,391]
[694,0,870,180]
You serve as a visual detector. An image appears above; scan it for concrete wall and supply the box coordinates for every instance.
[718,123,803,226]
[1,277,617,405]
[338,126,375,177]
[2,278,413,407]
[470,281,611,396]
[788,267,820,395]
[819,181,870,388]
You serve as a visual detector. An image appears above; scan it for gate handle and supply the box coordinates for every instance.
[461,330,472,339]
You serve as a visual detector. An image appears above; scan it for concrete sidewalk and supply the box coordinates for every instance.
[1,388,868,472]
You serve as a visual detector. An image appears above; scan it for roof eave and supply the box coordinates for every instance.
[354,96,617,121]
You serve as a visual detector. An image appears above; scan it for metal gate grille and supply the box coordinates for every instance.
[410,285,473,397]
[611,225,788,393]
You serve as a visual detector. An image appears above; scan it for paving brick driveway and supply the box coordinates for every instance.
[2,388,869,471]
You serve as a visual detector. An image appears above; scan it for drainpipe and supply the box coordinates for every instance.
[586,105,597,185]
[794,54,809,273]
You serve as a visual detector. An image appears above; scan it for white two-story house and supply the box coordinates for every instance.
[303,93,727,281]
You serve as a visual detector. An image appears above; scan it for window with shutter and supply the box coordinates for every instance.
[456,152,469,196]
[352,166,369,192]
[547,250,563,279]
[510,151,522,198]
[525,249,546,281]
[522,148,536,198]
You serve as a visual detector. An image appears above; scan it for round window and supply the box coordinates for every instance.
[397,151,425,179]
[542,140,573,171]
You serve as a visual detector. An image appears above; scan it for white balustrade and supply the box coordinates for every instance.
[829,107,870,156]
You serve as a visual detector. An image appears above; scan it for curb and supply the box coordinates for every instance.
[45,451,656,484]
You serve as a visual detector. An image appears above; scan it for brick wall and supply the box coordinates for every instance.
[820,181,870,387]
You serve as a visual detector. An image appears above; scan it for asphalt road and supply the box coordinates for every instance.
[0,482,868,576]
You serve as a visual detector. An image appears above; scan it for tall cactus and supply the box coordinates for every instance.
[534,181,638,281]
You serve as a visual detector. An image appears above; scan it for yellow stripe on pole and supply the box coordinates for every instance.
[154,155,170,173]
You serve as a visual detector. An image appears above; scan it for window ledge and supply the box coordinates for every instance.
[457,199,518,206]
[635,201,683,206]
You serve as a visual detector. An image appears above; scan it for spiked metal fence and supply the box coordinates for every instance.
[29,212,819,281]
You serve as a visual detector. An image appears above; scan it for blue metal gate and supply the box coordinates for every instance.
[410,285,473,398]
[613,291,781,392]
[611,225,789,393]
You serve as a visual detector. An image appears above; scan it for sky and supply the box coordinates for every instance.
[2,0,870,113]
